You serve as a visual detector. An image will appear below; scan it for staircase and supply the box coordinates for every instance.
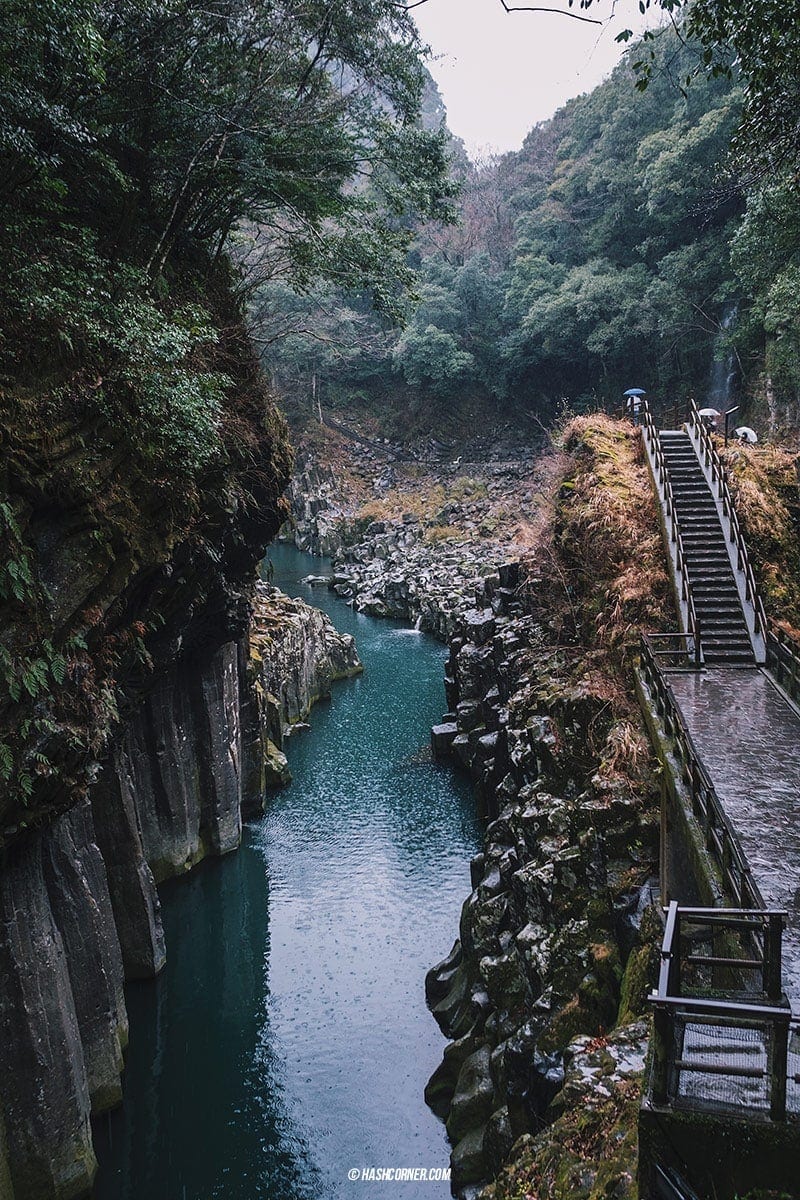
[658,431,754,665]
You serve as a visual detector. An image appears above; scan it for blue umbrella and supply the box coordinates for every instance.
[623,387,647,396]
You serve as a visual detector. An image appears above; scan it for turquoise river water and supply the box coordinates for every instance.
[93,543,481,1200]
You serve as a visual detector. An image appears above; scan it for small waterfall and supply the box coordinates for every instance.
[706,302,738,411]
[413,613,423,631]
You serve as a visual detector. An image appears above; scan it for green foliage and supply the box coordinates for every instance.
[393,323,475,396]
[498,33,742,407]
[0,0,455,288]
[4,229,229,474]
[0,501,37,610]
[0,0,457,488]
[0,500,72,799]
[728,180,800,402]
[589,0,800,185]
[259,28,748,423]
[683,0,800,178]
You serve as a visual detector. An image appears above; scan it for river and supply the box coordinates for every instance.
[93,542,481,1200]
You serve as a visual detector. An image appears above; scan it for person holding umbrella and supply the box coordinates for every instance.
[697,406,721,430]
[624,387,646,426]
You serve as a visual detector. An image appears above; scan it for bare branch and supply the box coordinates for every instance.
[395,0,602,17]
[498,0,603,24]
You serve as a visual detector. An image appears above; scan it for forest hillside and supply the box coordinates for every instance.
[263,25,800,446]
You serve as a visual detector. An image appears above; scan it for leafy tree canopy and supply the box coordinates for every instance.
[1,0,457,475]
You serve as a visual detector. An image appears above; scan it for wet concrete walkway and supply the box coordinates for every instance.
[668,667,800,1009]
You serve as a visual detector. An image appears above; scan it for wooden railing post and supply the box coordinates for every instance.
[705,802,715,853]
[668,911,682,995]
[770,1018,789,1121]
[651,1004,671,1105]
[764,913,783,1002]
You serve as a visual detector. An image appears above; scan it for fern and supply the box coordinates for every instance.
[0,743,13,780]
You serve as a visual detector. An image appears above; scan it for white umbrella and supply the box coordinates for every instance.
[734,426,758,444]
[698,407,721,418]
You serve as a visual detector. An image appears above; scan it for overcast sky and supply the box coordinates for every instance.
[413,0,659,158]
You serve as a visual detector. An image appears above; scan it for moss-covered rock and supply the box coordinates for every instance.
[426,415,667,1197]
[489,1022,648,1200]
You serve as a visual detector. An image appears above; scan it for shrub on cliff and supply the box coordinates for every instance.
[524,413,672,681]
[721,443,800,635]
[0,0,457,837]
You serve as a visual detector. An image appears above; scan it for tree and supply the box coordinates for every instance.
[0,0,458,322]
[393,323,475,396]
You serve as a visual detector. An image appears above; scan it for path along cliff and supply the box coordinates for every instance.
[422,419,800,1199]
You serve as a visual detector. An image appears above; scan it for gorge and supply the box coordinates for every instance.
[5,3,800,1197]
[90,543,481,1199]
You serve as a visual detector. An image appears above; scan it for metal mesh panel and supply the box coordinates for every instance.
[788,1028,800,1117]
[679,925,766,999]
[673,1016,771,1113]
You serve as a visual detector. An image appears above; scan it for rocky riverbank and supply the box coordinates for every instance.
[285,418,560,641]
[424,415,673,1198]
[329,522,519,642]
[246,580,362,792]
[426,593,660,1198]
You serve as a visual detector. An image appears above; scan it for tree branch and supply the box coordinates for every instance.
[394,0,602,17]
[498,0,603,23]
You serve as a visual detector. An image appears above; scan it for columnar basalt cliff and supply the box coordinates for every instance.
[0,577,362,1200]
[246,580,362,793]
[0,302,297,1198]
[426,416,673,1199]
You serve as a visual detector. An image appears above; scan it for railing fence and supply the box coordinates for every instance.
[650,901,792,1121]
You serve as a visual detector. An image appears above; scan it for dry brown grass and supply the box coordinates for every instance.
[722,442,800,634]
[527,414,672,658]
[506,414,674,798]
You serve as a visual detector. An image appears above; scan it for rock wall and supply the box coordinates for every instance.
[245,580,363,797]
[427,579,660,1199]
[0,643,241,1198]
[0,579,362,1200]
[0,295,297,1200]
[250,580,362,725]
[289,457,348,556]
[329,520,511,642]
[0,572,363,1200]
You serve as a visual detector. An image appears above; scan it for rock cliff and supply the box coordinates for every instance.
[246,580,362,795]
[0,302,296,1198]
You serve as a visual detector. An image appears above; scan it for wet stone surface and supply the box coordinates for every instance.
[668,667,800,1007]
